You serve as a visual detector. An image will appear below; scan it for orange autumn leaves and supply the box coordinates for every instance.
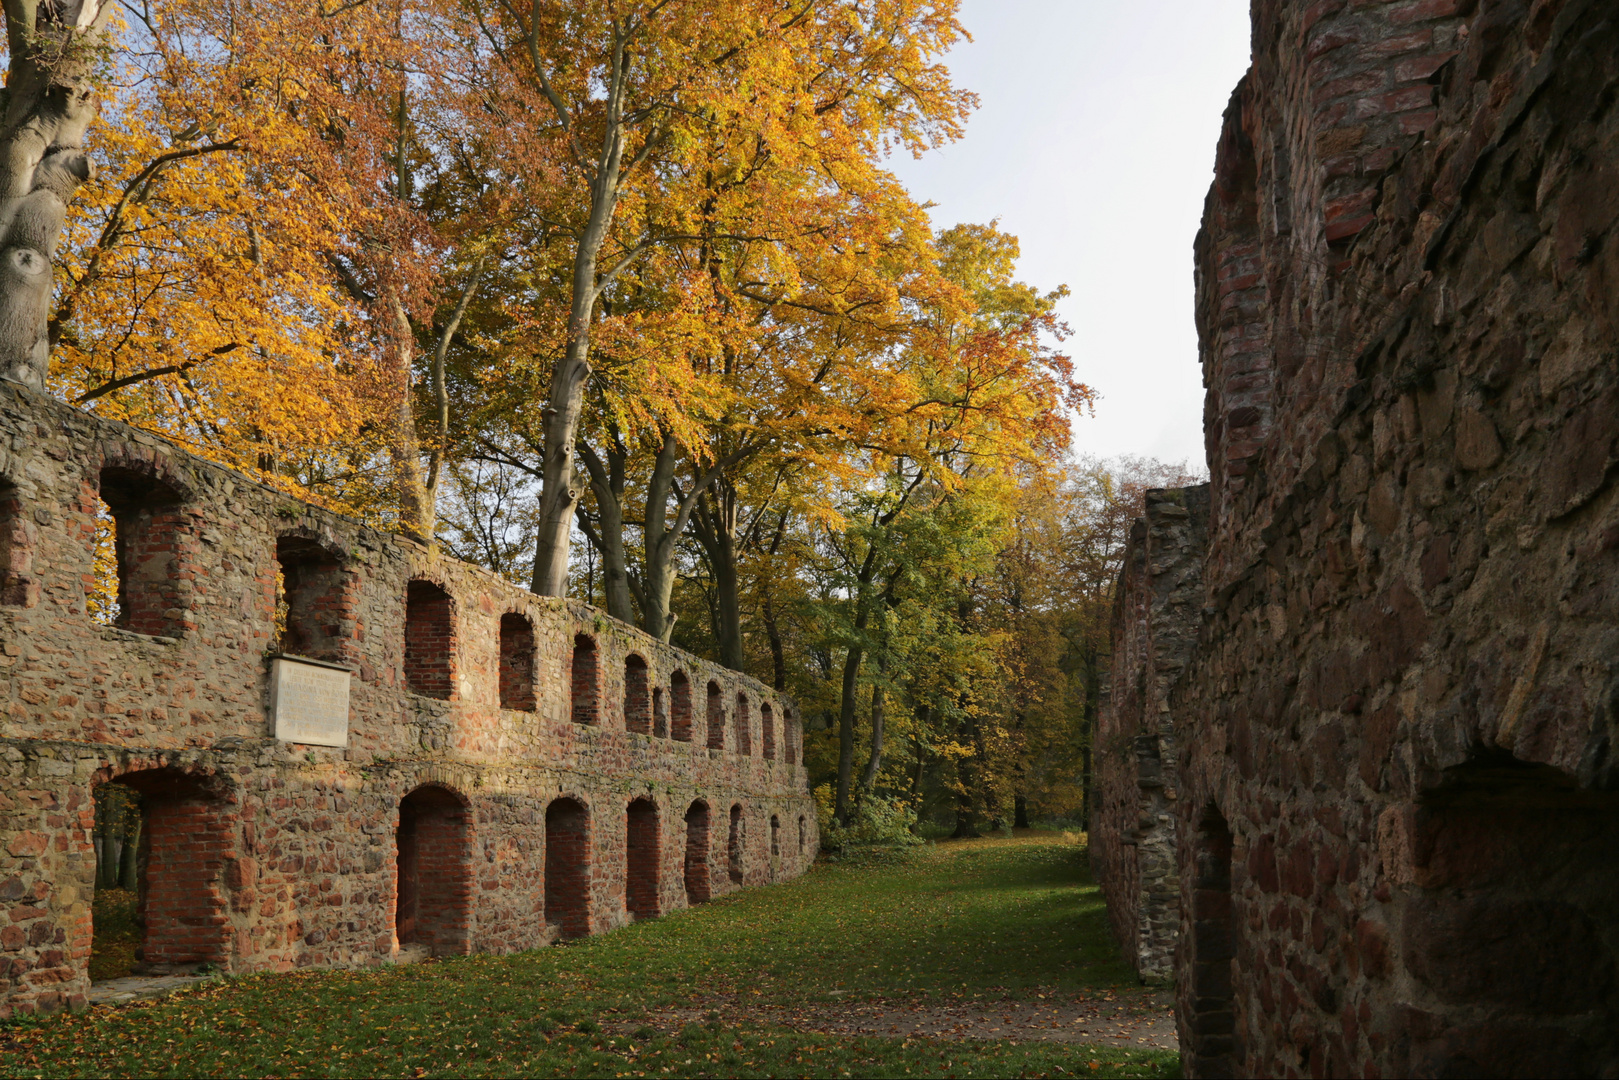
[37,0,1086,530]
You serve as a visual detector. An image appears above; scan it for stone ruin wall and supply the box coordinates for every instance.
[1093,486,1207,984]
[0,381,818,1016]
[1098,1,1619,1076]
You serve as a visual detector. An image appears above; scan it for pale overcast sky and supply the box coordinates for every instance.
[887,0,1253,471]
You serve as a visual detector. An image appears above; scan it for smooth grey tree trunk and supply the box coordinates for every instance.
[0,0,116,388]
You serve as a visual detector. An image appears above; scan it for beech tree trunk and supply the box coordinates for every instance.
[858,668,886,795]
[0,0,115,388]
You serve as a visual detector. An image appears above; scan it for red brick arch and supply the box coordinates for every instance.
[95,765,234,972]
[670,671,692,742]
[498,612,536,711]
[623,654,651,734]
[684,801,710,905]
[570,635,600,725]
[395,784,473,957]
[545,797,591,939]
[626,797,660,920]
[404,580,456,700]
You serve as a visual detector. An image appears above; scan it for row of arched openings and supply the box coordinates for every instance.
[399,791,808,946]
[587,639,799,762]
[84,768,810,979]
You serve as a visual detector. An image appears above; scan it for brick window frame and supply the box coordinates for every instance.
[734,694,752,756]
[570,634,599,725]
[97,464,192,638]
[669,671,692,742]
[275,534,351,663]
[498,613,537,711]
[761,702,775,761]
[1185,803,1238,1076]
[404,580,455,700]
[705,682,724,750]
[623,654,651,734]
[784,710,798,765]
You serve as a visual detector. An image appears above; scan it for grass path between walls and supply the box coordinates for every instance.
[0,833,1180,1078]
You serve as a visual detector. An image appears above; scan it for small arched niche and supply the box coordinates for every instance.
[404,580,454,700]
[97,465,188,637]
[498,613,536,711]
[670,671,692,742]
[570,635,599,725]
[623,654,651,734]
[275,535,349,662]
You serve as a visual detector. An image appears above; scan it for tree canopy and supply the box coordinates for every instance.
[5,0,1202,832]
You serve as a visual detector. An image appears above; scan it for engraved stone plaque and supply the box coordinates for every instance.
[270,656,352,747]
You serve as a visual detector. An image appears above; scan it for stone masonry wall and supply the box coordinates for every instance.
[1153,1,1619,1076]
[0,380,817,1016]
[1094,486,1208,983]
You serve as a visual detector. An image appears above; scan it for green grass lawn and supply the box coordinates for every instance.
[0,833,1179,1078]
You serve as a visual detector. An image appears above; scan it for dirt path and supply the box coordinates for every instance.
[644,989,1178,1051]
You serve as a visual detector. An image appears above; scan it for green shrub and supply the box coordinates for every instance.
[819,793,925,851]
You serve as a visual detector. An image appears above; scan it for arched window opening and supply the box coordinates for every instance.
[499,613,536,711]
[97,466,187,637]
[727,804,745,885]
[798,816,807,854]
[770,814,781,856]
[761,703,776,761]
[670,671,692,742]
[395,786,473,957]
[91,769,229,979]
[275,536,348,662]
[784,711,798,766]
[1396,755,1619,1076]
[706,682,725,750]
[734,695,752,756]
[652,687,667,738]
[545,798,590,939]
[404,580,454,700]
[684,801,711,905]
[623,654,651,734]
[0,479,35,607]
[1186,804,1238,1078]
[570,635,599,725]
[626,798,660,920]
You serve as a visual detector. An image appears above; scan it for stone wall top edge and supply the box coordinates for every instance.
[0,380,795,714]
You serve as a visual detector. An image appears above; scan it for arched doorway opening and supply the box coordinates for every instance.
[626,798,660,920]
[91,768,230,979]
[546,798,591,939]
[727,804,745,885]
[395,785,473,957]
[684,801,711,905]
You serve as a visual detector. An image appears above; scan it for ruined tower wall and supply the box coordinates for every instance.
[1167,1,1619,1076]
[1094,486,1208,982]
[0,382,817,1016]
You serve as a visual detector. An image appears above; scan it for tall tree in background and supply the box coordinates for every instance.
[0,0,117,387]
[463,0,972,597]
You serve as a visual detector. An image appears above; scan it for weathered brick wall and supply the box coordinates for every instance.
[0,381,817,1016]
[1158,1,1619,1076]
[1094,486,1208,983]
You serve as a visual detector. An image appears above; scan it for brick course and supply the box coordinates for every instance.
[0,381,815,1016]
